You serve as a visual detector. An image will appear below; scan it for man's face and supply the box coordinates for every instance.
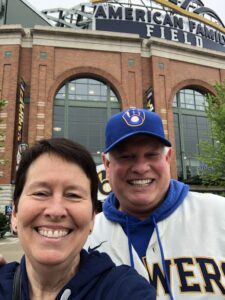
[103,135,172,220]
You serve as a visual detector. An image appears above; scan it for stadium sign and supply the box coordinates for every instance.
[93,0,225,53]
[97,164,111,201]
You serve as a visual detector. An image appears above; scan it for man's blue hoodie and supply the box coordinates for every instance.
[103,179,189,300]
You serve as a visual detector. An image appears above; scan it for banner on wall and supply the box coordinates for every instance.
[17,80,26,143]
[16,80,28,170]
[145,88,155,111]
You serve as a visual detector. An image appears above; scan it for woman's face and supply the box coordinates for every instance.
[12,153,94,267]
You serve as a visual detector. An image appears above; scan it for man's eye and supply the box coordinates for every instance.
[147,153,161,159]
[119,154,132,160]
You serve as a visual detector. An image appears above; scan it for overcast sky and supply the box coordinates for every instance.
[27,0,225,24]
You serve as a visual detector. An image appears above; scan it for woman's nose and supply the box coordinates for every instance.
[43,195,67,220]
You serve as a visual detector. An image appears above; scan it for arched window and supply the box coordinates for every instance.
[173,88,212,182]
[52,77,120,163]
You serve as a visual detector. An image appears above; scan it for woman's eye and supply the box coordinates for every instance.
[32,191,49,197]
[65,193,82,200]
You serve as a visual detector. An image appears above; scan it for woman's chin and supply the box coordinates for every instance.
[28,251,68,266]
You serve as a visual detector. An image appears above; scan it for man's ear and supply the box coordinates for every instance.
[102,153,110,178]
[166,147,172,163]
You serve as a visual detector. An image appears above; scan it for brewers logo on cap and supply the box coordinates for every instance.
[122,107,145,126]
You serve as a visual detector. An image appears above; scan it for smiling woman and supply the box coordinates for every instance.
[13,153,94,268]
[0,138,156,300]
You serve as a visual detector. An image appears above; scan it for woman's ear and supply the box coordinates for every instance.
[11,206,18,233]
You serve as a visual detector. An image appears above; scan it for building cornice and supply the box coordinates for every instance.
[0,24,225,70]
[30,25,142,53]
[0,25,26,45]
[143,36,225,69]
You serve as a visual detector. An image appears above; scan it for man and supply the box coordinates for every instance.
[85,107,225,300]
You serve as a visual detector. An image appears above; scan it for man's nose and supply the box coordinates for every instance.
[131,157,151,173]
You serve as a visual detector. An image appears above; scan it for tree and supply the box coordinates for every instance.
[0,212,9,238]
[198,80,225,187]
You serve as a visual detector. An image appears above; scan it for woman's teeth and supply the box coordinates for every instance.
[38,228,69,238]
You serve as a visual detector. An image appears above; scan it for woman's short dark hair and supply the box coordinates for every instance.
[13,138,98,213]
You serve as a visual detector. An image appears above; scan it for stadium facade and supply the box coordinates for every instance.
[0,0,225,210]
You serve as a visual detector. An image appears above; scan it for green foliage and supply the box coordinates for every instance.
[198,80,225,186]
[0,212,10,238]
[0,99,6,109]
[0,212,7,229]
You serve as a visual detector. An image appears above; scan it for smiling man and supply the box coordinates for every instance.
[103,134,171,220]
[85,107,225,300]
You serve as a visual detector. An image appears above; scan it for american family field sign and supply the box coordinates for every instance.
[92,0,225,53]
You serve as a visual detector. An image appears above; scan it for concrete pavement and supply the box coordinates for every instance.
[0,235,23,262]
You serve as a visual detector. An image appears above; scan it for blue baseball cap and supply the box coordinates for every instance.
[104,107,171,153]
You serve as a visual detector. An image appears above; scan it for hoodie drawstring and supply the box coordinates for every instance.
[125,216,135,268]
[126,214,174,300]
[60,289,71,300]
[153,217,174,300]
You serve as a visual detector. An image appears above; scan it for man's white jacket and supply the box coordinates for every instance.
[85,191,225,300]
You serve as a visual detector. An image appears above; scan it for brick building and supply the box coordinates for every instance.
[0,0,225,210]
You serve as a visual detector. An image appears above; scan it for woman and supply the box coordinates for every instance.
[0,138,156,300]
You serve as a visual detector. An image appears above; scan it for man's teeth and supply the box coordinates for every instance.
[38,229,69,238]
[130,179,153,186]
